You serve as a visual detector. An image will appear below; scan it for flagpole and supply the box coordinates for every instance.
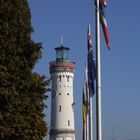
[89,96,93,140]
[86,62,89,140]
[87,24,94,140]
[95,1,102,140]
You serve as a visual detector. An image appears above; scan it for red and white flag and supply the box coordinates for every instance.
[99,0,110,50]
[99,0,107,6]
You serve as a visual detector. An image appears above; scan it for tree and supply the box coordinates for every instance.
[0,0,48,139]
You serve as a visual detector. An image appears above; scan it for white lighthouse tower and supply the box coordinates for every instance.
[49,39,76,140]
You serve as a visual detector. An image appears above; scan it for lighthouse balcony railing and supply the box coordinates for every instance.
[50,61,75,68]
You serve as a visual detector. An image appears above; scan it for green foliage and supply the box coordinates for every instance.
[0,0,48,139]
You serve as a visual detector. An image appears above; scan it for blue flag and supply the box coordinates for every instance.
[87,25,96,96]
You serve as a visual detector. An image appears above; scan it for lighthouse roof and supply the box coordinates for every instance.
[55,45,69,51]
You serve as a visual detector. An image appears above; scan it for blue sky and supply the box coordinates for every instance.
[28,1,140,140]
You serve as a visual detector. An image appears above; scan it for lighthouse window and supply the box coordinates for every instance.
[67,76,70,82]
[67,93,69,96]
[68,120,70,126]
[59,93,61,95]
[59,75,61,81]
[59,106,61,112]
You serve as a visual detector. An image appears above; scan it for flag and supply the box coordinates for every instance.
[87,25,96,96]
[82,63,89,140]
[99,0,110,50]
[82,88,88,140]
[99,0,107,6]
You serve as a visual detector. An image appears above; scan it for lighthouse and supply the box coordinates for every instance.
[49,39,76,140]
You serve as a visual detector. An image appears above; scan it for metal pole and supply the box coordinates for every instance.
[95,0,102,140]
[89,96,93,140]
